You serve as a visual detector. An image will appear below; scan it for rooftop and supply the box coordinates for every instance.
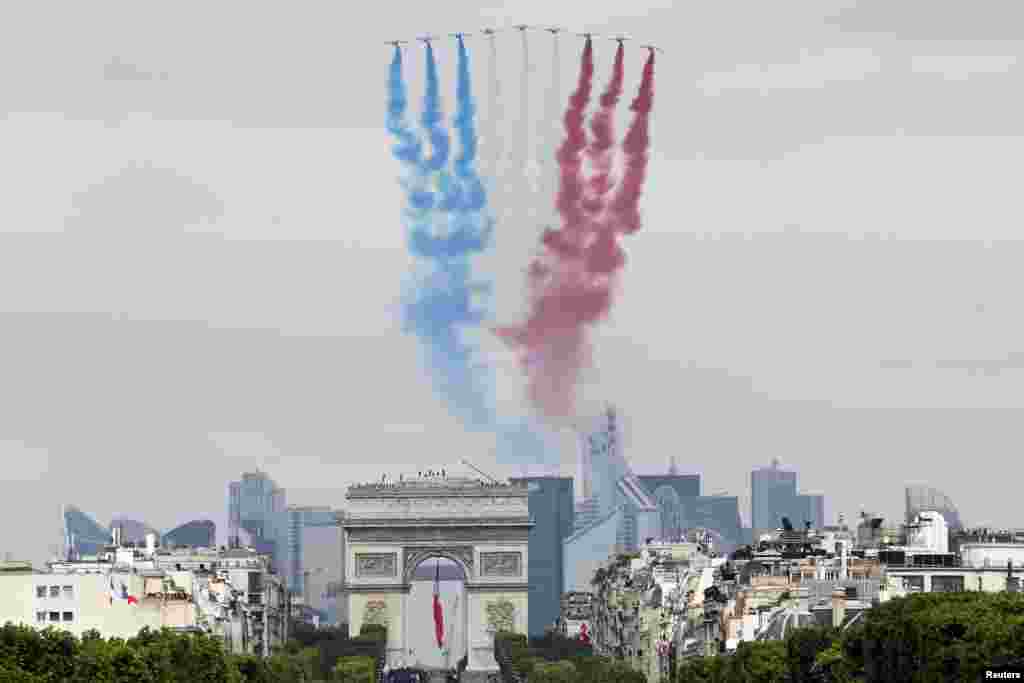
[347,475,527,498]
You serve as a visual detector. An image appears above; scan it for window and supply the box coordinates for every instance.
[48,612,59,622]
[49,586,59,598]
[35,611,45,623]
[36,586,46,598]
[62,585,73,599]
[62,612,73,622]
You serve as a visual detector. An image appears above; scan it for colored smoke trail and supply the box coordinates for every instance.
[552,38,595,247]
[583,43,625,214]
[394,41,495,429]
[608,51,656,235]
[485,33,504,207]
[420,44,451,175]
[520,28,537,199]
[386,46,423,166]
[495,43,656,421]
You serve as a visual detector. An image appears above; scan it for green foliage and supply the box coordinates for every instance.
[0,621,325,683]
[784,625,836,682]
[529,659,577,683]
[356,623,386,641]
[675,591,1024,683]
[331,655,375,683]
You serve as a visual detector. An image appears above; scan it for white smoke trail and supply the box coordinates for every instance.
[519,29,536,215]
[486,33,504,218]
[543,33,562,227]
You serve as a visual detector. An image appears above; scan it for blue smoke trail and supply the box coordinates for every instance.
[387,46,422,167]
[395,39,495,429]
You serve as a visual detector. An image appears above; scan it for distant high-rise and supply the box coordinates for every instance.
[228,470,285,549]
[575,406,657,552]
[751,459,826,536]
[63,505,111,559]
[278,506,336,598]
[509,476,574,636]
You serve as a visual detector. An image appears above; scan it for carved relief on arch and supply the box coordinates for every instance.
[402,546,474,583]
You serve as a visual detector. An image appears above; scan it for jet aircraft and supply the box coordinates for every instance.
[640,44,664,53]
[544,26,565,35]
[480,27,501,36]
[609,35,631,44]
[576,32,599,39]
[418,35,439,45]
[450,32,472,39]
[513,24,532,32]
[385,40,409,48]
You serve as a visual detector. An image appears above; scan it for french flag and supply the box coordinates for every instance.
[109,577,138,605]
[433,561,444,649]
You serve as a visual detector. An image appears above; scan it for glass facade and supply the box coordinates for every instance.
[162,520,216,548]
[510,476,574,636]
[63,505,111,558]
[751,461,798,533]
[228,471,284,548]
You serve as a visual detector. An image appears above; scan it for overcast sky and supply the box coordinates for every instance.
[5,0,1024,566]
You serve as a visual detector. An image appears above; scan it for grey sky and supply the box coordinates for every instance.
[4,1,1024,566]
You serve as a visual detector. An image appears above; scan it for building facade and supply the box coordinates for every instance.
[509,476,574,636]
[751,458,798,536]
[63,505,112,559]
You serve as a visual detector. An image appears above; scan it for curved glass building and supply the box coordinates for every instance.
[905,485,962,530]
[63,505,111,558]
[162,520,216,548]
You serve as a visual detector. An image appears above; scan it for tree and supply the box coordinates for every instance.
[331,655,375,683]
[785,626,836,682]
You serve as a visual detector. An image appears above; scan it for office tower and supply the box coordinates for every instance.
[751,458,798,535]
[509,476,574,636]
[277,506,336,598]
[638,470,701,541]
[795,494,826,530]
[228,470,284,550]
[575,405,657,552]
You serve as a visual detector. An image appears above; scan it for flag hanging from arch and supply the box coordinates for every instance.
[433,560,444,649]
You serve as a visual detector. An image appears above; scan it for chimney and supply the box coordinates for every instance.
[831,587,846,629]
[145,533,156,559]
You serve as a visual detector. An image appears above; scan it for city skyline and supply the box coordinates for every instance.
[6,1,1024,567]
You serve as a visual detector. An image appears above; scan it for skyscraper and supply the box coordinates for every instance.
[228,469,285,550]
[751,459,826,537]
[575,406,657,552]
[509,476,574,636]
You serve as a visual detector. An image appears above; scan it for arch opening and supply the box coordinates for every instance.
[407,554,467,673]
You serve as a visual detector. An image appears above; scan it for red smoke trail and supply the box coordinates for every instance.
[551,38,595,250]
[582,43,625,216]
[496,43,655,421]
[608,51,656,236]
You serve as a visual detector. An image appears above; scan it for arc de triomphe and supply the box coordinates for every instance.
[341,476,532,680]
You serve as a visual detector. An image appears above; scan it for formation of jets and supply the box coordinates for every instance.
[385,25,661,52]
